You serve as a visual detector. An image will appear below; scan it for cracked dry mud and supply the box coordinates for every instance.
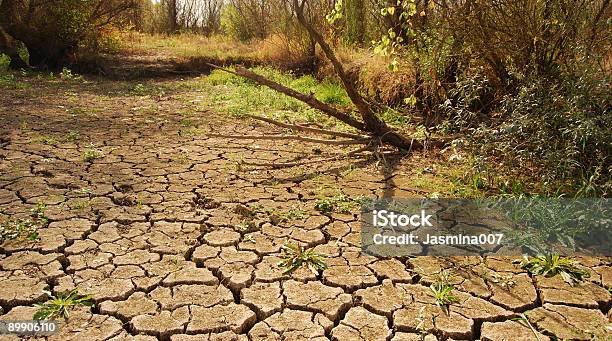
[1,74,611,341]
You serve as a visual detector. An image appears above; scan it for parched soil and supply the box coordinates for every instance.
[0,72,611,341]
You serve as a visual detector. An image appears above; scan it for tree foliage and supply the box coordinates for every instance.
[0,0,136,68]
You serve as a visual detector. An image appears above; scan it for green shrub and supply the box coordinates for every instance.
[471,70,611,196]
[1,0,133,68]
[437,69,492,132]
[221,4,255,42]
[0,54,10,71]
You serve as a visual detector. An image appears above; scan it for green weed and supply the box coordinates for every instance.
[179,118,195,128]
[278,243,327,275]
[428,269,459,314]
[0,73,29,89]
[59,68,82,81]
[36,135,58,145]
[430,283,458,307]
[66,130,80,142]
[202,67,353,128]
[0,53,10,70]
[0,219,40,243]
[83,144,103,162]
[33,288,94,320]
[314,194,358,214]
[515,255,589,286]
[0,203,48,243]
[315,81,350,105]
[131,83,148,95]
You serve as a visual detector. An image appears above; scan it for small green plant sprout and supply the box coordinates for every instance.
[33,288,94,320]
[277,243,328,275]
[59,68,82,81]
[30,202,49,226]
[0,203,48,243]
[243,234,255,243]
[131,83,147,95]
[65,130,80,142]
[511,314,542,341]
[285,208,307,220]
[515,254,590,286]
[36,135,58,145]
[0,218,39,243]
[415,305,428,340]
[488,273,516,290]
[430,282,458,315]
[83,144,103,162]
[236,220,256,232]
[314,194,358,214]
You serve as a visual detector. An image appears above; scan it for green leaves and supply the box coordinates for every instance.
[326,0,344,24]
[314,194,358,214]
[277,243,328,275]
[33,288,94,320]
[429,282,458,315]
[0,202,48,244]
[515,255,590,286]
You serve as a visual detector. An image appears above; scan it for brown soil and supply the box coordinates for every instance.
[0,70,610,341]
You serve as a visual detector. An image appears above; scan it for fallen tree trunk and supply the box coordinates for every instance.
[211,64,366,131]
[291,0,421,151]
[208,64,424,152]
[206,0,433,152]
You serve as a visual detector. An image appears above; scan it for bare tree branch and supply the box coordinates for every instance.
[207,133,372,145]
[241,145,372,168]
[247,114,368,139]
[207,63,367,130]
[290,0,421,151]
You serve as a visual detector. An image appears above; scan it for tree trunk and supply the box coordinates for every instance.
[167,0,178,33]
[345,0,366,45]
[292,0,420,151]
[0,26,27,69]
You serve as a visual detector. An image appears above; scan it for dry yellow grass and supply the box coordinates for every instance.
[118,32,416,105]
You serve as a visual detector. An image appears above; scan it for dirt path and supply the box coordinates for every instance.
[0,73,610,340]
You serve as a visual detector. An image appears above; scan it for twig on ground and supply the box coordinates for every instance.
[247,114,368,139]
[241,145,373,169]
[207,133,372,146]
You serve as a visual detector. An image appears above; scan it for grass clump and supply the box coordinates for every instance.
[430,283,458,309]
[65,130,80,142]
[59,68,83,81]
[515,254,589,286]
[0,203,48,243]
[202,67,351,127]
[315,81,350,105]
[83,144,103,162]
[0,219,40,243]
[33,288,94,320]
[0,72,29,89]
[428,269,459,314]
[421,269,459,315]
[278,243,327,275]
[314,194,358,214]
[35,135,58,145]
[0,53,10,70]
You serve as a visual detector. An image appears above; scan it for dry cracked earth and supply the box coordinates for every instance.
[0,73,611,341]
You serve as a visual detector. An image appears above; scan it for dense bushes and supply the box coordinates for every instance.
[359,0,611,196]
[0,0,135,68]
[470,71,611,196]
